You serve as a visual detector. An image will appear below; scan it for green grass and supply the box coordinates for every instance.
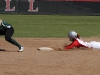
[0,14,100,38]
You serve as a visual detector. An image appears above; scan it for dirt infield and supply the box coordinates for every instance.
[0,37,100,75]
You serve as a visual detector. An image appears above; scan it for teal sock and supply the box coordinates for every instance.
[10,39,21,49]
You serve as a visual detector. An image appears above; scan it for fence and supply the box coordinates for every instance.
[0,0,100,15]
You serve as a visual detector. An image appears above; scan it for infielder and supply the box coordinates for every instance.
[60,31,100,50]
[0,19,24,52]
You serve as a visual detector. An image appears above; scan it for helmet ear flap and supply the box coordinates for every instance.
[75,35,77,38]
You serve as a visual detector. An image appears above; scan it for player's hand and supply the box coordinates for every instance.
[58,48,64,51]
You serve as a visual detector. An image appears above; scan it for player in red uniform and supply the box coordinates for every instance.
[60,31,100,51]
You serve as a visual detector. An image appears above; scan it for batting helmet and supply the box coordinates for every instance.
[68,31,77,41]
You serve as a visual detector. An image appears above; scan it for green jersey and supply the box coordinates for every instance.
[0,21,12,31]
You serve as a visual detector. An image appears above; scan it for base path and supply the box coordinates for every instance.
[0,37,100,75]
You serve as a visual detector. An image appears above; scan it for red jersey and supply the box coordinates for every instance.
[64,38,92,50]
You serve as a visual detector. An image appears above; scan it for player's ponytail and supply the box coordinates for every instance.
[77,34,80,39]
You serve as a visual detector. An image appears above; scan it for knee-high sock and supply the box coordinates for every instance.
[7,38,21,49]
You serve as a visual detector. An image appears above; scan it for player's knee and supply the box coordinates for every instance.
[5,37,11,42]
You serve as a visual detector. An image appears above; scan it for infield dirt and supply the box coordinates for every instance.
[0,37,100,75]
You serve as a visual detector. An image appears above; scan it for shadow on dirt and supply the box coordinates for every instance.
[0,49,17,52]
[0,49,6,51]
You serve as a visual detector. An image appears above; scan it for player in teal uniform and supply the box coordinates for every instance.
[0,19,24,52]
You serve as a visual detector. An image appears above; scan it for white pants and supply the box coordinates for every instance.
[90,41,100,49]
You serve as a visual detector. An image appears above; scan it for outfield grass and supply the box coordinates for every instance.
[0,14,100,38]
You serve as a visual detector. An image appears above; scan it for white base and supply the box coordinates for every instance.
[37,47,54,51]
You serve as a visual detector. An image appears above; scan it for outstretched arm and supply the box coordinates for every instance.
[59,40,80,51]
[58,43,76,51]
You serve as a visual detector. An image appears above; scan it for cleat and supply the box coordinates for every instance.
[18,47,24,52]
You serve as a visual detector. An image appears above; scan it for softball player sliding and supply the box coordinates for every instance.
[61,31,100,50]
[0,19,24,52]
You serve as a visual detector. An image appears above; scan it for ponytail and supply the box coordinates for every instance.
[77,34,80,39]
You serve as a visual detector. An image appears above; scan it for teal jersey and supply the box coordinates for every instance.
[0,21,12,31]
